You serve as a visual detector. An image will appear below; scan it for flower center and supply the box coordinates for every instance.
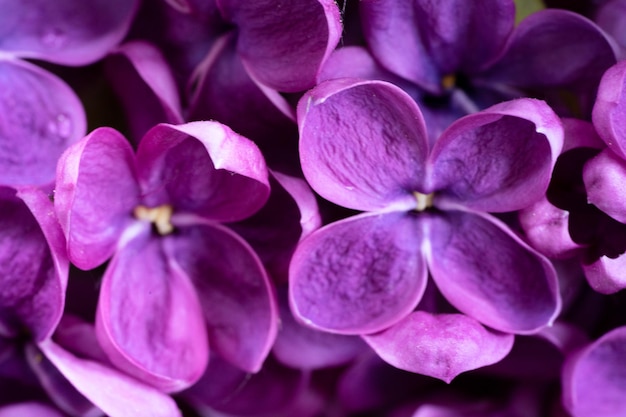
[414,192,434,212]
[133,204,174,235]
[441,74,456,90]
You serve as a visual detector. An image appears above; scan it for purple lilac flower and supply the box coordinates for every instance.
[289,78,563,381]
[54,121,278,392]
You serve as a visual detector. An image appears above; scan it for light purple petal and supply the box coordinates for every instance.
[360,0,515,93]
[38,339,182,417]
[425,210,560,334]
[298,79,429,212]
[289,211,427,335]
[0,58,85,187]
[563,326,626,417]
[106,40,184,146]
[217,0,342,92]
[165,221,277,373]
[581,254,626,294]
[592,60,626,159]
[0,0,139,65]
[55,127,140,270]
[583,149,626,224]
[136,121,270,223]
[96,233,208,392]
[363,311,514,383]
[0,403,66,417]
[430,98,563,212]
[0,187,67,342]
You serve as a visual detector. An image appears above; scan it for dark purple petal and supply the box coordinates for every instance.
[106,41,184,146]
[289,211,427,335]
[592,60,626,159]
[581,255,626,294]
[96,233,208,392]
[363,311,514,383]
[55,127,140,270]
[0,403,66,417]
[0,187,67,342]
[38,339,182,417]
[0,58,85,187]
[518,196,584,259]
[136,122,270,223]
[562,326,626,417]
[583,149,626,224]
[217,0,342,92]
[298,79,429,211]
[360,0,514,93]
[562,117,605,152]
[187,33,298,169]
[425,210,560,334]
[430,98,563,212]
[165,221,277,373]
[0,0,139,65]
[595,0,626,54]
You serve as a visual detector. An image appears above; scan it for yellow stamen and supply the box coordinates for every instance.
[414,192,434,212]
[442,74,456,90]
[134,204,174,235]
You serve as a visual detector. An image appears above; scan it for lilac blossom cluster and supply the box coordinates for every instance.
[2,0,626,416]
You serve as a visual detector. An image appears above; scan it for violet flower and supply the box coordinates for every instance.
[289,78,562,381]
[54,121,278,392]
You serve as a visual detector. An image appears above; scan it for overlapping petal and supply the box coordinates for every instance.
[429,98,563,212]
[581,255,626,294]
[217,0,341,92]
[136,122,270,223]
[96,233,208,392]
[289,211,427,335]
[363,311,514,383]
[425,210,560,334]
[592,60,626,159]
[0,0,139,65]
[583,149,626,224]
[0,58,85,187]
[298,79,429,212]
[165,221,277,373]
[55,127,140,270]
[0,403,66,417]
[563,326,626,417]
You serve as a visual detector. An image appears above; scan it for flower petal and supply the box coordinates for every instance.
[592,60,626,159]
[0,58,85,187]
[0,0,138,65]
[37,339,182,417]
[583,149,626,224]
[363,311,514,383]
[298,79,429,211]
[430,98,563,212]
[289,211,427,335]
[425,210,560,334]
[136,121,270,223]
[217,0,342,92]
[581,255,626,294]
[96,233,208,392]
[165,221,278,373]
[0,403,66,417]
[55,127,140,270]
[563,326,626,417]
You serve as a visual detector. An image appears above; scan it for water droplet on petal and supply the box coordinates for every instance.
[41,28,67,49]
[47,113,72,139]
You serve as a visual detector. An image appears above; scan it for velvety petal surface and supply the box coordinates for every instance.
[38,340,182,417]
[106,41,184,145]
[583,149,626,224]
[217,0,341,92]
[96,233,208,392]
[425,210,560,334]
[360,0,515,93]
[0,403,66,417]
[429,99,563,212]
[0,187,66,342]
[289,211,427,335]
[363,311,514,383]
[165,221,277,373]
[0,58,85,186]
[136,122,270,223]
[592,60,626,159]
[0,0,138,65]
[298,79,429,212]
[581,255,626,294]
[563,326,626,417]
[55,127,140,270]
